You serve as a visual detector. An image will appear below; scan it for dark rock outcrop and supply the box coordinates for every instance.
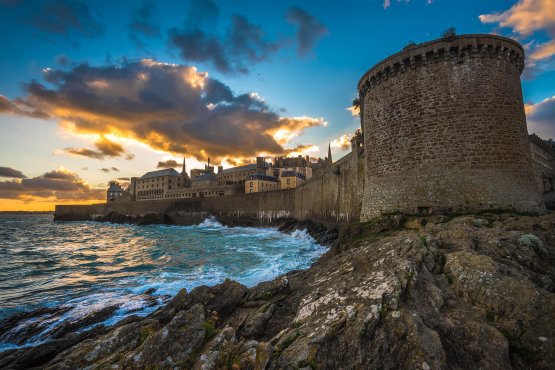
[2,212,554,369]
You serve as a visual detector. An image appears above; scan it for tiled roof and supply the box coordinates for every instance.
[247,174,278,182]
[192,173,218,182]
[140,168,181,179]
[108,183,124,191]
[218,162,269,175]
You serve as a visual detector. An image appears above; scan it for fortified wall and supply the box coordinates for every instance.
[358,34,543,219]
[56,34,545,228]
[56,152,364,227]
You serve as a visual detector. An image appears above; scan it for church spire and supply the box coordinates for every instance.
[181,157,186,175]
[327,142,332,165]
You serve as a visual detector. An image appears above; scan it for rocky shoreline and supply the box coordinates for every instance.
[1,212,554,369]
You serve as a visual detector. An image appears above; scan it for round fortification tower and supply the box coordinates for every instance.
[358,34,544,220]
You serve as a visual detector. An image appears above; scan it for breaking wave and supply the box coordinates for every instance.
[0,214,327,351]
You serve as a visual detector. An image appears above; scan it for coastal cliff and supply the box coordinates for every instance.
[1,212,554,369]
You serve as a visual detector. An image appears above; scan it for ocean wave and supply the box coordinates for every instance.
[0,213,326,352]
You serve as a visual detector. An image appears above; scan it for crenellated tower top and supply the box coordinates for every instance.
[357,34,525,98]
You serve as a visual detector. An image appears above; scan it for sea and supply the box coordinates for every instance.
[0,213,326,352]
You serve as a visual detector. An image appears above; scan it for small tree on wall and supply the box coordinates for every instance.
[441,27,457,41]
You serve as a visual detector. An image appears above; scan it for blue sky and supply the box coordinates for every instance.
[0,0,554,210]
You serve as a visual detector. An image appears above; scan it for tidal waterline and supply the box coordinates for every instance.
[0,213,326,351]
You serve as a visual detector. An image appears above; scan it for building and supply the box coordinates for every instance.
[217,157,271,185]
[190,158,215,180]
[164,184,240,199]
[245,174,279,193]
[529,134,555,194]
[191,172,219,188]
[357,34,543,219]
[131,168,190,201]
[280,171,306,190]
[106,181,124,202]
[310,144,333,175]
[273,155,313,180]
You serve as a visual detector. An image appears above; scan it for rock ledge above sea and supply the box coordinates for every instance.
[1,212,555,370]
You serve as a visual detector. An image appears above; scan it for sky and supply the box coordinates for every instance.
[1,0,554,211]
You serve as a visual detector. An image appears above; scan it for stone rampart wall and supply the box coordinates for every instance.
[294,152,363,226]
[55,154,364,228]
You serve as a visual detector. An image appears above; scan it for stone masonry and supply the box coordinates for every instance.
[358,34,544,220]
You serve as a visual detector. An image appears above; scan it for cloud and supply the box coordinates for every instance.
[526,96,555,139]
[117,177,130,181]
[0,166,27,178]
[157,159,181,169]
[0,0,103,38]
[129,1,160,49]
[0,168,104,201]
[282,143,319,157]
[331,134,352,151]
[480,0,555,76]
[2,59,326,164]
[99,167,119,173]
[0,95,49,119]
[63,137,132,160]
[168,12,282,75]
[346,105,360,117]
[286,7,328,55]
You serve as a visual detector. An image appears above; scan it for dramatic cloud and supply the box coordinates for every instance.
[0,168,104,201]
[286,7,328,55]
[168,1,325,74]
[0,0,103,38]
[1,59,326,164]
[0,95,49,119]
[480,0,555,76]
[0,166,27,178]
[157,159,181,169]
[526,96,555,139]
[63,137,133,160]
[129,1,160,49]
[282,144,319,157]
[331,134,352,151]
[168,12,281,75]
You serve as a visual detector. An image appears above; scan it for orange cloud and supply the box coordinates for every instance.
[346,105,359,117]
[64,136,133,160]
[480,0,555,69]
[479,0,555,36]
[0,168,104,205]
[2,59,326,165]
[331,134,352,151]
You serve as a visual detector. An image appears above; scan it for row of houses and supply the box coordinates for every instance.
[106,145,336,202]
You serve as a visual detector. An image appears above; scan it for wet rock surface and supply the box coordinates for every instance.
[2,212,555,369]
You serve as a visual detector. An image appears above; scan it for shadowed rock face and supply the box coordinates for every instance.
[1,213,554,370]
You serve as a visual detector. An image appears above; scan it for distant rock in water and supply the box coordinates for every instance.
[1,212,554,369]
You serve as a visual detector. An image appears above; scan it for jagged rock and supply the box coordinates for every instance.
[44,319,160,369]
[4,213,555,370]
[239,304,276,339]
[245,276,290,302]
[124,304,206,368]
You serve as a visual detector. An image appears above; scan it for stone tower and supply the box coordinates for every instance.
[358,34,543,220]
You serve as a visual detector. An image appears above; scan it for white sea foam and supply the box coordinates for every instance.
[290,228,316,242]
[0,214,327,352]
